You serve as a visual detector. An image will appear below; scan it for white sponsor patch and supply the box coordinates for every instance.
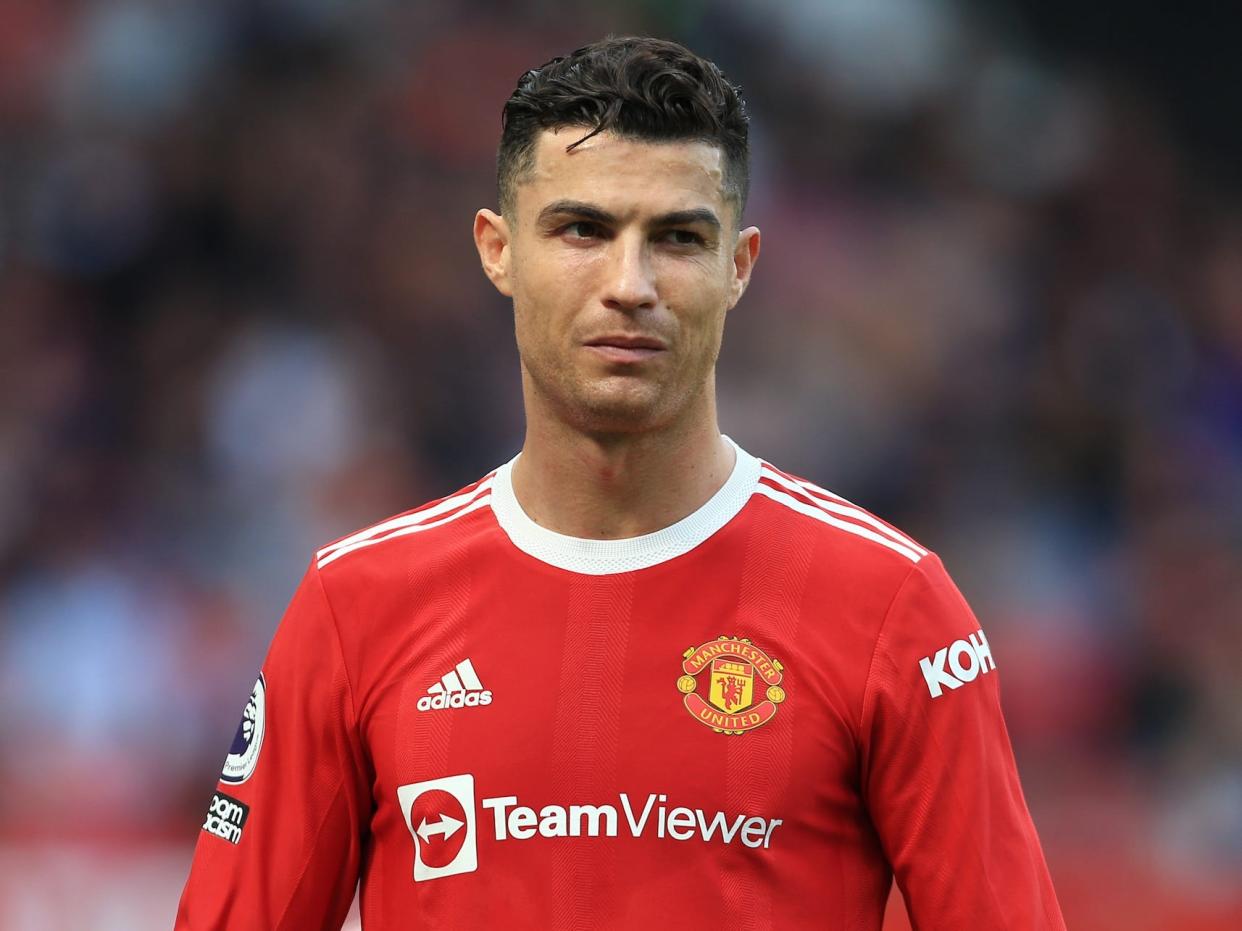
[919,630,996,698]
[397,774,479,882]
[221,674,266,784]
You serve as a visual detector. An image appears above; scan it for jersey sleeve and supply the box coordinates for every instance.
[859,555,1065,930]
[175,561,371,930]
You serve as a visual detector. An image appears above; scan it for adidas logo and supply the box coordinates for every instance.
[417,659,493,712]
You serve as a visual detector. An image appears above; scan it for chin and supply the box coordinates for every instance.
[524,363,691,435]
[565,384,671,434]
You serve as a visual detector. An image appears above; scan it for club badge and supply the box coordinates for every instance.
[677,636,785,734]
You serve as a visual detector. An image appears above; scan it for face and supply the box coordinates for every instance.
[475,128,760,436]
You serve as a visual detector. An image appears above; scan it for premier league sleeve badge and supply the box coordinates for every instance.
[221,673,266,784]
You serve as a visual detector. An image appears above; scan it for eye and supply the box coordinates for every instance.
[563,221,602,240]
[661,229,705,246]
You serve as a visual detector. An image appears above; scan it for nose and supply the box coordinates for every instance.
[601,233,658,312]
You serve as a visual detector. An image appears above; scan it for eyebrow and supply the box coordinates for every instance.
[657,208,722,231]
[537,200,615,227]
[536,200,722,232]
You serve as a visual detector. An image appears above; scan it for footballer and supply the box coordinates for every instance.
[176,36,1066,930]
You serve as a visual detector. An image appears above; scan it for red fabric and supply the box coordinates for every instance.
[176,465,1065,930]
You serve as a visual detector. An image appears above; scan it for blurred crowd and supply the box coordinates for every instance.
[1,1,1239,928]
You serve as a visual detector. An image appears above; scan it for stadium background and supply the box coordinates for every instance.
[1,1,1240,928]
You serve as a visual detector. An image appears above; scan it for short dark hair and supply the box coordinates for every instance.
[498,36,750,224]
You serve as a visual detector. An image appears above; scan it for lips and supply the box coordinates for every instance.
[582,334,667,364]
[583,335,667,351]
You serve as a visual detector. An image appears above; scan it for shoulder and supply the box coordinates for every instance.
[745,456,992,704]
[749,454,931,572]
[313,469,499,580]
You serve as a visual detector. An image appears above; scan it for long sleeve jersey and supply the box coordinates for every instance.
[176,439,1065,930]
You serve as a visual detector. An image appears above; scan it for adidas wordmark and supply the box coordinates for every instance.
[417,659,493,712]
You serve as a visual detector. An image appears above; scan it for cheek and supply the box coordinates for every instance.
[514,253,596,332]
[665,270,729,337]
[661,251,730,300]
[511,276,574,362]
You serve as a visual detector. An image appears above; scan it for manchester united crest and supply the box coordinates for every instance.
[677,636,786,734]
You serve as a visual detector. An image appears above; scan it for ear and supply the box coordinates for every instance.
[727,226,761,310]
[474,209,513,297]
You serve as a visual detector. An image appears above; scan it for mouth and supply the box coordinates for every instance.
[581,334,667,364]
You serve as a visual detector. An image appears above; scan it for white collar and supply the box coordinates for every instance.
[489,436,760,575]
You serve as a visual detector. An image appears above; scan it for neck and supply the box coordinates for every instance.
[510,396,736,540]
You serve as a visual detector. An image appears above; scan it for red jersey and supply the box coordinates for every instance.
[176,439,1065,930]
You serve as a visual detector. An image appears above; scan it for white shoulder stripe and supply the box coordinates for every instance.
[759,466,928,556]
[316,478,495,561]
[317,494,492,568]
[753,483,924,563]
[784,474,846,502]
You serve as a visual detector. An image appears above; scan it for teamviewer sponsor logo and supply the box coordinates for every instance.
[417,658,492,711]
[397,774,478,881]
[482,793,783,848]
[919,629,996,698]
[397,774,784,883]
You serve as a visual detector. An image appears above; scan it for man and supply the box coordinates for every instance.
[177,36,1065,930]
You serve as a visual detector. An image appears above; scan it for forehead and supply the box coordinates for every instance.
[518,128,727,219]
